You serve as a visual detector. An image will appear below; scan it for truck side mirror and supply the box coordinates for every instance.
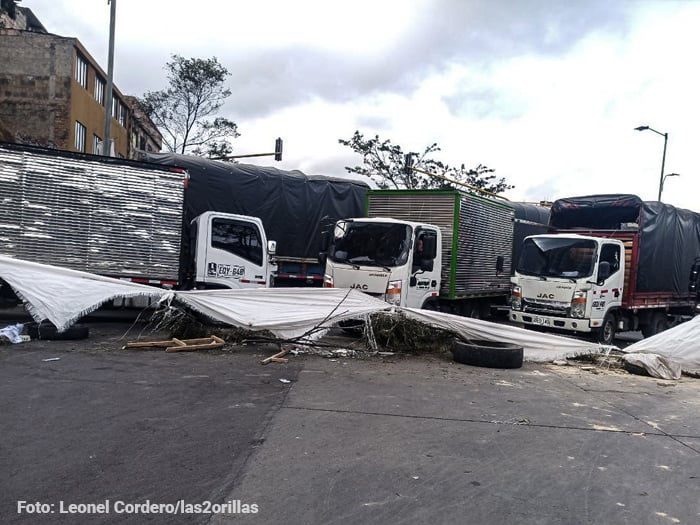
[496,255,505,274]
[597,261,611,284]
[423,235,437,259]
[689,258,700,292]
[319,228,330,252]
[318,252,327,265]
[267,240,277,256]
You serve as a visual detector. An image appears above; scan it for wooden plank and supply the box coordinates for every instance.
[165,339,225,353]
[123,339,179,349]
[261,348,289,365]
[123,335,227,352]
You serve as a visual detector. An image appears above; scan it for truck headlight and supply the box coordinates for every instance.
[570,290,586,318]
[323,274,334,288]
[511,285,522,310]
[384,280,402,306]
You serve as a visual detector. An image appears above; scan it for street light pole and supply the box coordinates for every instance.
[102,0,116,156]
[634,125,668,202]
[657,131,668,201]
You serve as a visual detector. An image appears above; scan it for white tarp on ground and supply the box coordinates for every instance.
[624,315,700,375]
[0,255,607,361]
[172,287,394,340]
[0,256,162,326]
[402,309,605,362]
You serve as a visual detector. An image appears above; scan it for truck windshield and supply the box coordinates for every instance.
[329,221,412,268]
[517,237,597,279]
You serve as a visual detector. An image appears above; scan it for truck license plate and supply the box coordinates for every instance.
[532,316,551,326]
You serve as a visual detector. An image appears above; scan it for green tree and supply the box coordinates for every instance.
[339,131,513,195]
[141,55,239,155]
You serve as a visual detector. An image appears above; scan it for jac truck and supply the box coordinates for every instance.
[509,194,700,344]
[321,189,549,317]
[0,142,367,304]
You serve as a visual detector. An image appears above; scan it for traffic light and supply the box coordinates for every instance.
[403,153,414,174]
[274,137,283,161]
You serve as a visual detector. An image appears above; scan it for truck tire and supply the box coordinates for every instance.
[641,312,668,339]
[596,313,616,345]
[0,278,19,308]
[338,318,364,336]
[623,360,650,377]
[451,339,524,369]
[26,321,90,341]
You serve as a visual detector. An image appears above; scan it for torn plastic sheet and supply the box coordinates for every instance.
[169,287,393,341]
[400,309,606,362]
[623,353,682,380]
[0,255,607,362]
[624,315,700,376]
[0,255,162,330]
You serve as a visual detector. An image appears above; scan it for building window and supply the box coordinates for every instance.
[75,121,87,152]
[92,134,102,155]
[119,104,127,127]
[75,53,88,89]
[94,76,105,105]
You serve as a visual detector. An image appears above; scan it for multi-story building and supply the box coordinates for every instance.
[0,0,161,158]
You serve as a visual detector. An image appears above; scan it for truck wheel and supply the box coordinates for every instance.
[422,300,440,311]
[641,312,668,339]
[451,339,523,369]
[0,279,19,308]
[338,318,364,336]
[623,360,650,377]
[26,322,90,341]
[596,313,616,345]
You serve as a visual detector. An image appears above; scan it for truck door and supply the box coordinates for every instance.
[406,228,441,308]
[591,242,624,320]
[195,213,270,289]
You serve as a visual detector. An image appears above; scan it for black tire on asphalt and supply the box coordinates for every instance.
[338,318,364,336]
[623,360,650,377]
[451,338,524,369]
[596,312,616,345]
[422,300,439,311]
[0,278,20,308]
[26,321,90,341]
[641,312,668,339]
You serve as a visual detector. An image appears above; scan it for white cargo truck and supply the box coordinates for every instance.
[0,142,277,306]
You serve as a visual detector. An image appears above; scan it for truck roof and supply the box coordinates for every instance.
[347,216,435,229]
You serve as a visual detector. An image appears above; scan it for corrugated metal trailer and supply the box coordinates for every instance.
[0,142,186,283]
[366,189,514,299]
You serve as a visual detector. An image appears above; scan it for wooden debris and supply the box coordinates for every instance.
[261,348,289,365]
[123,335,225,353]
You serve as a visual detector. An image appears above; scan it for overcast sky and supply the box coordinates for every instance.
[22,0,700,211]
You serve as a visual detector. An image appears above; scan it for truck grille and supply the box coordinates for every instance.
[522,298,570,317]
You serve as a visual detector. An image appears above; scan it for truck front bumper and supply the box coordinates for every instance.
[509,311,593,333]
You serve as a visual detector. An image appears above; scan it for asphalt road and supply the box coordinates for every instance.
[0,321,301,525]
[1,316,699,524]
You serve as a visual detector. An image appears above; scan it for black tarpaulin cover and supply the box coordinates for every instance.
[508,202,551,274]
[550,194,642,229]
[143,153,368,260]
[550,194,700,294]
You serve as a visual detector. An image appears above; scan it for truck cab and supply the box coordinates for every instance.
[322,218,441,308]
[191,211,278,289]
[510,234,625,344]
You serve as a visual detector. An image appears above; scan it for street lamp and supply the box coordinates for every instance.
[634,125,668,201]
[660,172,680,201]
